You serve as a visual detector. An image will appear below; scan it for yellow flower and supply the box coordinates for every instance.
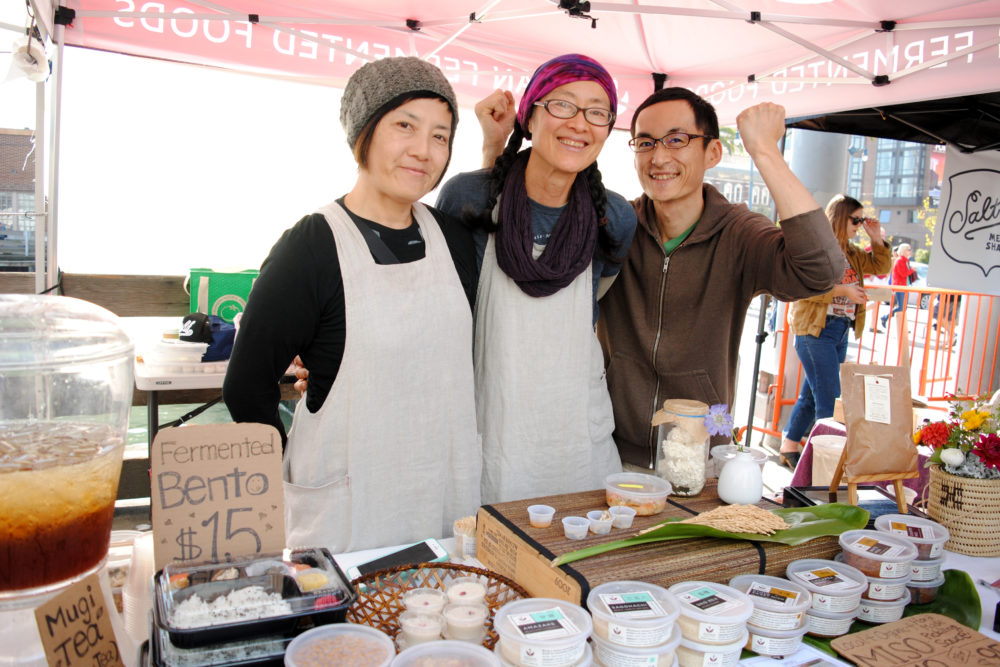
[961,409,988,431]
[912,429,922,445]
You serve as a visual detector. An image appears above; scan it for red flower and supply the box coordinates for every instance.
[918,421,953,448]
[973,433,1000,469]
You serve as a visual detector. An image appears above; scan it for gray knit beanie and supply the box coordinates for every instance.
[340,56,459,149]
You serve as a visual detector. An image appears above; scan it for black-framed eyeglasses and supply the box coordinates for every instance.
[533,99,616,127]
[849,216,866,225]
[628,132,717,152]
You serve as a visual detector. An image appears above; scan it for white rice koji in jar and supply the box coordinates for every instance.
[667,581,752,645]
[587,581,680,648]
[856,590,911,624]
[804,608,857,638]
[590,625,681,667]
[675,631,747,667]
[728,574,811,631]
[744,624,808,659]
[838,530,916,579]
[785,559,867,613]
[493,598,592,667]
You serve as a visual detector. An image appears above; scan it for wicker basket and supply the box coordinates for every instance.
[926,464,1000,557]
[346,562,529,650]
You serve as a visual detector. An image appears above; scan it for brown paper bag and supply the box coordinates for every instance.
[838,363,918,477]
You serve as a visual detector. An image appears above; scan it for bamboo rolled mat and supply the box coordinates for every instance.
[479,480,840,601]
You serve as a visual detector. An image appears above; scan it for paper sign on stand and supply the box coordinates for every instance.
[151,423,284,571]
[34,572,125,667]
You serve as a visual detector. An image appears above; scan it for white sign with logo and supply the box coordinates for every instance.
[928,147,1000,296]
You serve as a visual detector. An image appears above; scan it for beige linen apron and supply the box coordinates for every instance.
[475,235,621,504]
[283,201,481,552]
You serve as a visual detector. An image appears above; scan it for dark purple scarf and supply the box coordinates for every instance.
[494,151,598,297]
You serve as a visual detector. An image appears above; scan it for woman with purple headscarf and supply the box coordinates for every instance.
[437,54,637,504]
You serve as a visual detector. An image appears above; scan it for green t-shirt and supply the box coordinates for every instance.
[663,221,697,254]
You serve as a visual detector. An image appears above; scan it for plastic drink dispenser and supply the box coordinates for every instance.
[0,295,134,664]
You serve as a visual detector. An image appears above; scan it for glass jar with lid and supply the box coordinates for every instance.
[653,399,710,496]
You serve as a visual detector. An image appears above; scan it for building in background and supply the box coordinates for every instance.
[0,128,36,271]
[844,135,942,255]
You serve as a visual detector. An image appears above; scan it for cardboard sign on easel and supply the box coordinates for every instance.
[829,363,919,513]
[151,422,285,571]
[34,572,125,667]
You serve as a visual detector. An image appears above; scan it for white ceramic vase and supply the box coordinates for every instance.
[717,450,763,505]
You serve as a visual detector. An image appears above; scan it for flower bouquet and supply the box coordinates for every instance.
[915,392,1000,556]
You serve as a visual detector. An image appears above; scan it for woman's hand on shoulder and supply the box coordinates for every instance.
[292,354,309,396]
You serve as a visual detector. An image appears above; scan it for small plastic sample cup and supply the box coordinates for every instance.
[446,576,488,605]
[608,506,637,529]
[443,602,489,642]
[562,516,589,540]
[397,610,444,646]
[527,505,556,528]
[587,510,614,535]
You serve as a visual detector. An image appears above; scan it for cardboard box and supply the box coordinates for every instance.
[476,481,841,606]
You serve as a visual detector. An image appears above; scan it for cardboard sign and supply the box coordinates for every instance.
[34,573,124,667]
[832,613,1000,666]
[151,423,284,571]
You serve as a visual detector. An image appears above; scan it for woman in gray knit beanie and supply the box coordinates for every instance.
[224,56,482,552]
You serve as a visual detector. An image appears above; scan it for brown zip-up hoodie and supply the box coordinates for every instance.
[596,185,845,468]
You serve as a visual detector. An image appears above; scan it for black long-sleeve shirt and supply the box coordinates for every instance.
[223,200,478,445]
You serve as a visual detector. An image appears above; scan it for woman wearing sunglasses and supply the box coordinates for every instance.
[436,54,637,503]
[778,195,891,469]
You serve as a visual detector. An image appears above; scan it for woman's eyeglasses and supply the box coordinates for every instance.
[533,99,616,127]
[849,216,866,226]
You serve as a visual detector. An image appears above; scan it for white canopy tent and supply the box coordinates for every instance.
[5,0,1000,288]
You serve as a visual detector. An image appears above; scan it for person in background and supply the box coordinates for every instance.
[436,54,637,503]
[223,57,480,552]
[779,195,891,468]
[880,242,917,330]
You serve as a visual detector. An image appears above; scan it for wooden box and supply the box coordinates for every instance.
[475,480,840,606]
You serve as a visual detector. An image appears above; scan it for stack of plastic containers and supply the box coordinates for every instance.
[668,581,752,667]
[729,574,811,659]
[786,559,867,638]
[873,514,950,604]
[587,581,682,666]
[493,598,594,666]
[837,529,917,624]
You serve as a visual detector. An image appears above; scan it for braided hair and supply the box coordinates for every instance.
[467,125,623,266]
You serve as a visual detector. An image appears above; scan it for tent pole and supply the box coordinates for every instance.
[34,80,45,294]
[46,22,65,293]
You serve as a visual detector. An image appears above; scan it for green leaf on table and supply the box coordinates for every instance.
[802,568,982,655]
[552,503,869,567]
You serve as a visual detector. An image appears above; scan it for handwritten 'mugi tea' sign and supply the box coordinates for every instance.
[34,573,123,667]
[151,423,284,571]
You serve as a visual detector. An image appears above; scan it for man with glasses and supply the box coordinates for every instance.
[476,86,844,470]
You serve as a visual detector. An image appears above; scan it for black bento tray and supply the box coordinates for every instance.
[150,623,290,667]
[153,547,357,649]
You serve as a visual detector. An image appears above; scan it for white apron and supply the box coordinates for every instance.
[475,235,621,504]
[283,202,481,553]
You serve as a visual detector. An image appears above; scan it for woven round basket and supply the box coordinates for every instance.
[346,562,529,650]
[926,464,1000,557]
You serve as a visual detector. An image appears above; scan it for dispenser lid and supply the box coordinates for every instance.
[0,295,133,370]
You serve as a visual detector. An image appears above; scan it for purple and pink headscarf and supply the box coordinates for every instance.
[516,54,617,137]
